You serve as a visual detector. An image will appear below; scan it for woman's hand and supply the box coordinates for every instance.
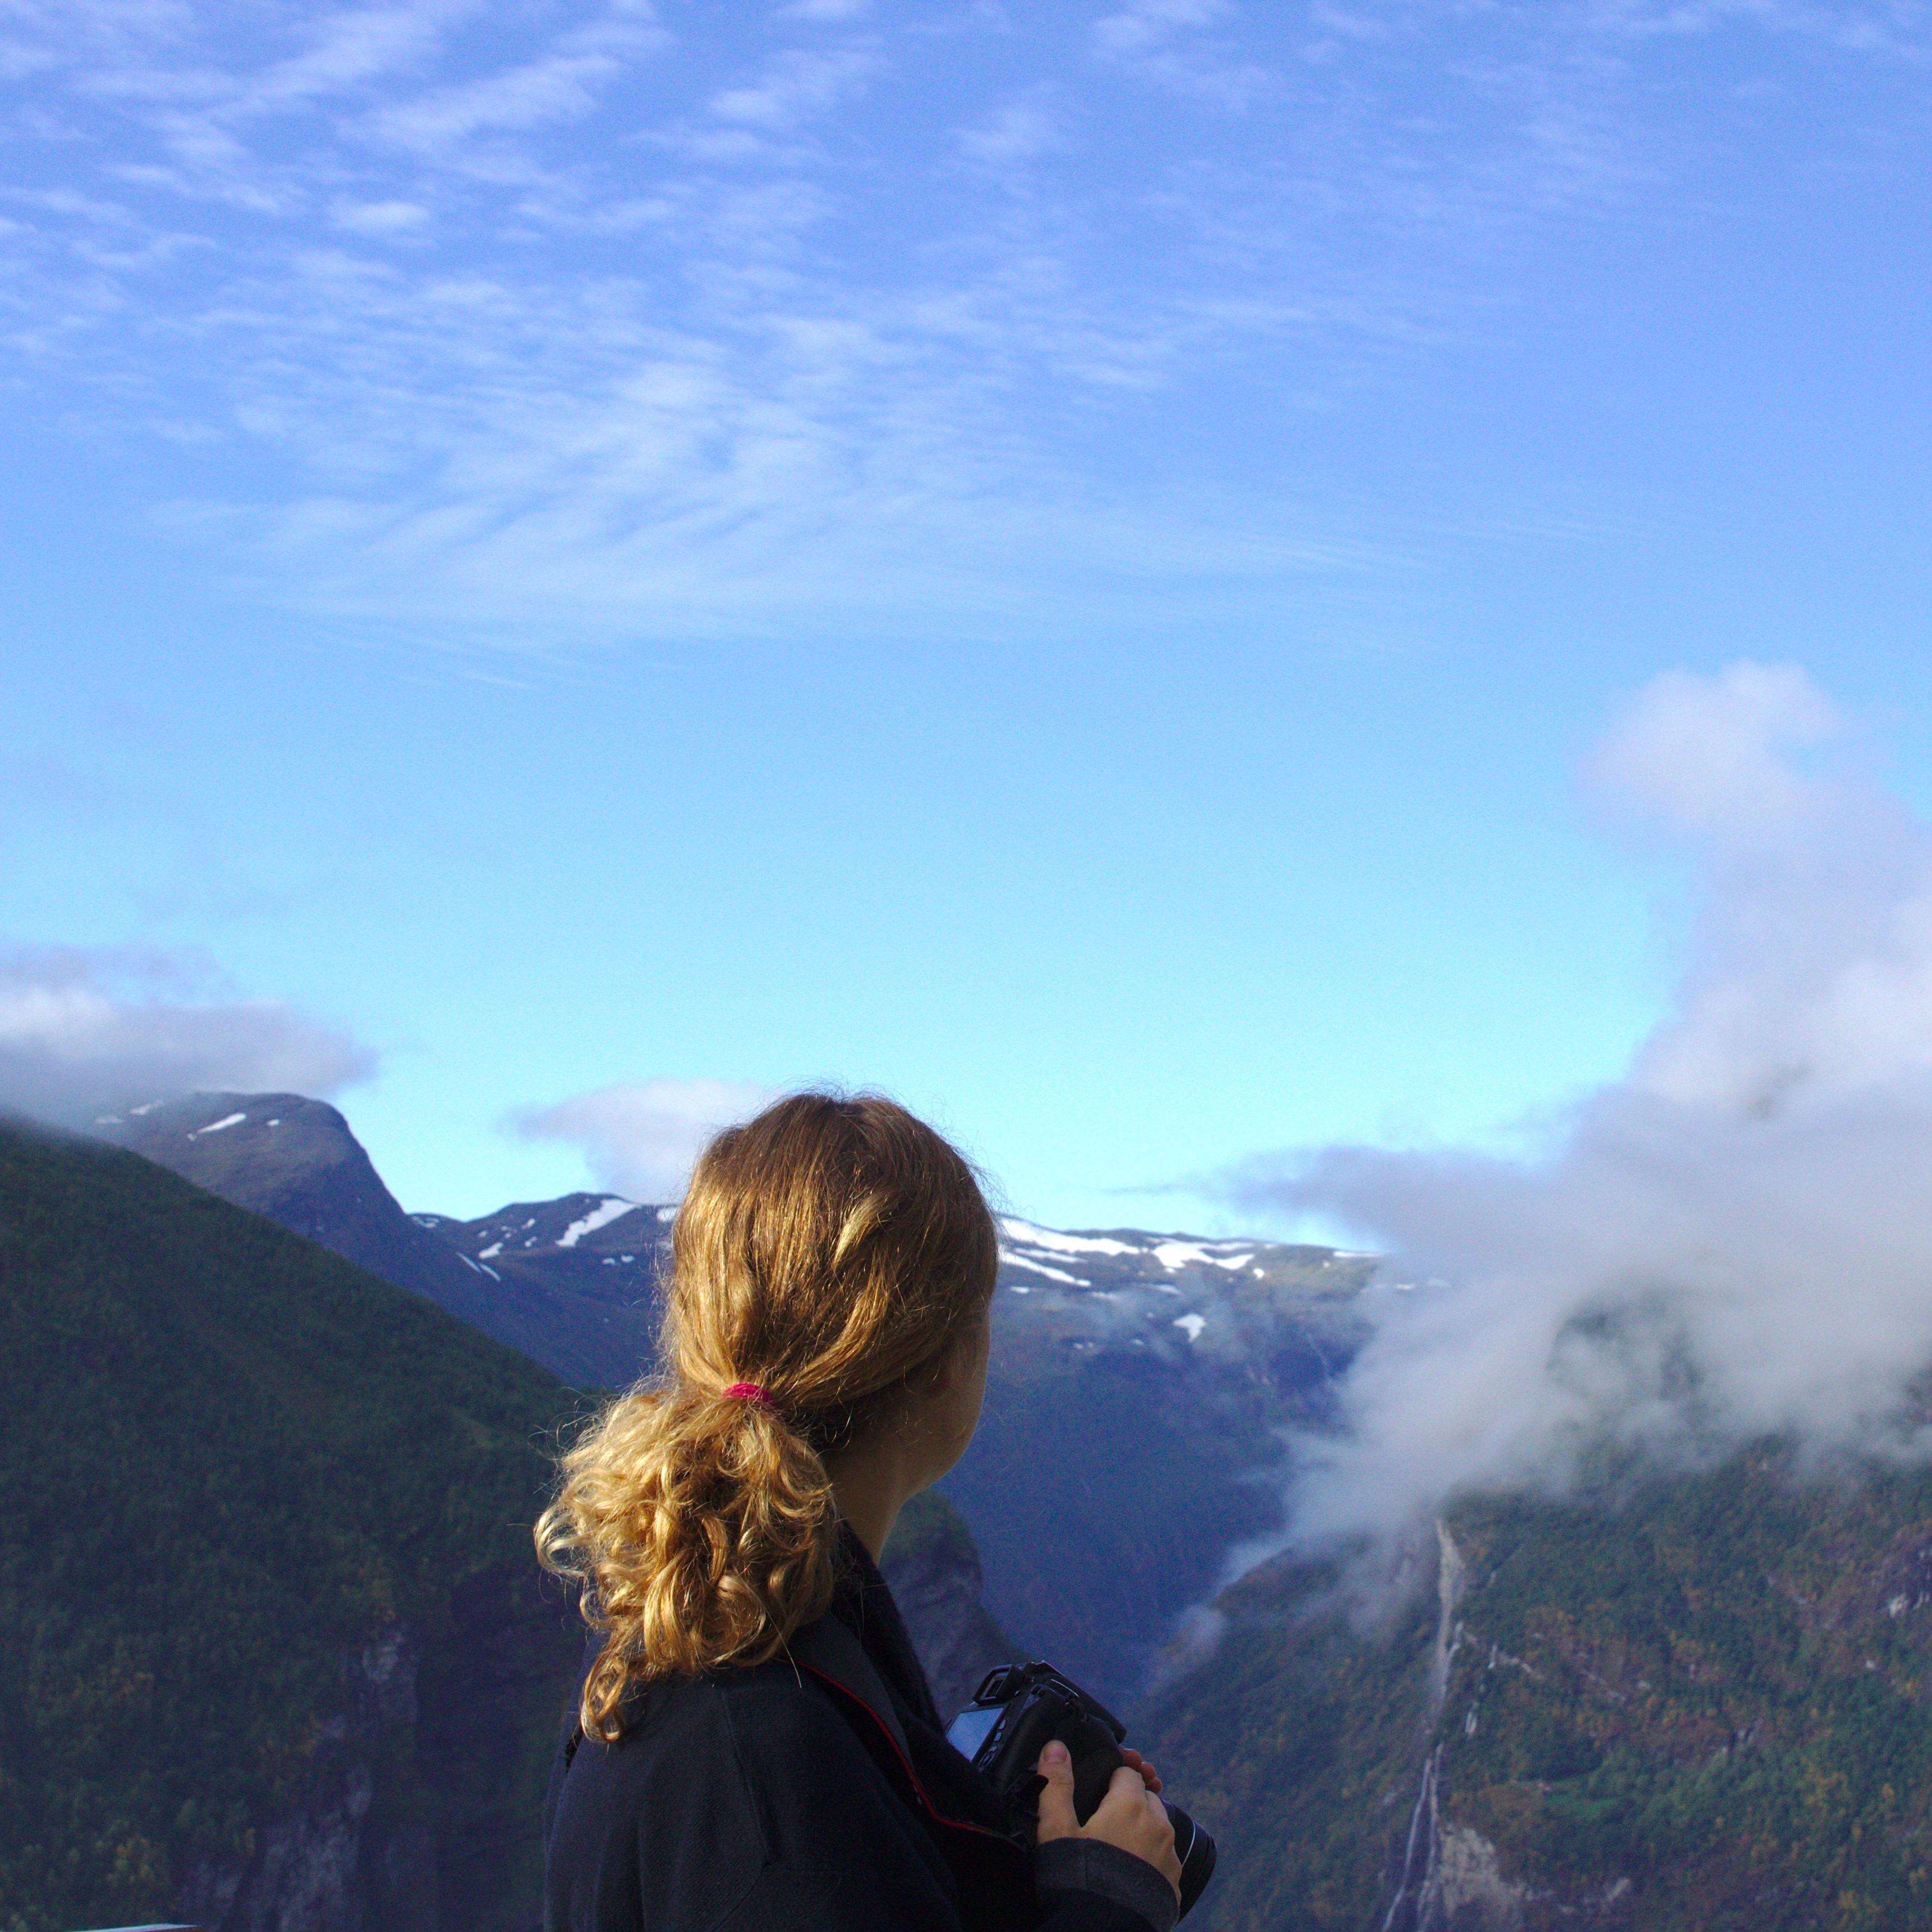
[1035,1741,1181,1900]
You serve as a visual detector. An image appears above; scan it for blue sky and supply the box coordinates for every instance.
[4,0,1932,1227]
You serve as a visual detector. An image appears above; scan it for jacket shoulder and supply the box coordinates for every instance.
[709,1662,930,1848]
[547,1675,772,1932]
[547,1662,949,1932]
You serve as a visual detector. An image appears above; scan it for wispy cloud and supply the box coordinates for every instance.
[957,88,1064,169]
[1092,0,1275,106]
[2,0,1925,642]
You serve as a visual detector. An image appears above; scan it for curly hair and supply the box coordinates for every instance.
[534,1092,998,1740]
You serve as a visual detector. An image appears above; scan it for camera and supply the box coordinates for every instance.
[946,1660,1217,1919]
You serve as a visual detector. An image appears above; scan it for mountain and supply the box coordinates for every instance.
[69,1090,1932,1925]
[411,1189,672,1388]
[944,1219,1369,1706]
[100,1094,1373,1713]
[431,1196,1372,1709]
[0,1118,584,1932]
[1140,1443,1932,1930]
[102,1095,662,1389]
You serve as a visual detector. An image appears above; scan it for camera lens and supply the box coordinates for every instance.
[1161,1801,1217,1918]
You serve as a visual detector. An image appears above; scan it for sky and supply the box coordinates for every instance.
[4,0,1932,1227]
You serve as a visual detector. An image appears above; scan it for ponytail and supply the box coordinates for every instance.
[535,1093,997,1740]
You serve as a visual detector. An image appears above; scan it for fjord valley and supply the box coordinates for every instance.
[8,1093,1366,1928]
[106,1092,1372,1707]
[25,1091,1932,1930]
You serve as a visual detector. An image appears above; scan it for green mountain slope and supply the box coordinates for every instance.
[1145,1445,1932,1931]
[0,1122,585,1932]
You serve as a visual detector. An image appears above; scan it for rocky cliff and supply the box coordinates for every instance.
[880,1491,1022,1724]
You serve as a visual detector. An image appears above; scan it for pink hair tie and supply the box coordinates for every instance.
[724,1382,775,1411]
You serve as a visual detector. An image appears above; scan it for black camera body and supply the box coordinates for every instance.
[945,1660,1216,1919]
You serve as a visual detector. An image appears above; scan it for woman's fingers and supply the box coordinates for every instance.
[1121,1747,1164,1794]
[1083,1767,1180,1894]
[1034,1740,1080,1842]
[1035,1744,1179,1897]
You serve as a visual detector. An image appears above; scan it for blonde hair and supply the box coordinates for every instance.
[535,1092,998,1740]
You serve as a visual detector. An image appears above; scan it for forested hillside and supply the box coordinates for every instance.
[1145,1444,1932,1931]
[0,1122,585,1932]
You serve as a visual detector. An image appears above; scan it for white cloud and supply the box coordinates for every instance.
[0,946,375,1127]
[513,1076,778,1200]
[705,46,876,132]
[957,93,1062,167]
[1588,659,1845,842]
[329,197,430,232]
[372,15,661,151]
[1234,664,1932,1547]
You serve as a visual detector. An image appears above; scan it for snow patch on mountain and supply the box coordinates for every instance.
[1001,1249,1092,1287]
[1000,1219,1138,1258]
[1152,1240,1253,1271]
[557,1196,637,1248]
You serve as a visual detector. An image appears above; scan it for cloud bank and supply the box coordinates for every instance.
[1238,663,1932,1542]
[515,1076,776,1200]
[0,946,374,1127]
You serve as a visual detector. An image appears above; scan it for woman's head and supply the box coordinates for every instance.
[535,1092,998,1738]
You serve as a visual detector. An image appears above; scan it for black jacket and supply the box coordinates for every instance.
[544,1532,1176,1932]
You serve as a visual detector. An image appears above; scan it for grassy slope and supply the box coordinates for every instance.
[1145,1447,1932,1931]
[0,1123,587,1932]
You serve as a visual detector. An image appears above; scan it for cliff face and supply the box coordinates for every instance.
[174,1629,435,1932]
[881,1491,1022,1724]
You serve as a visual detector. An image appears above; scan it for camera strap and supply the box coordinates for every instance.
[791,1614,915,1768]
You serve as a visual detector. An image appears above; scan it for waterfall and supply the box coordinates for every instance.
[1378,1519,1465,1932]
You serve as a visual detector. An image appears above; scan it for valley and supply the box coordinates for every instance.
[34,1090,1932,1930]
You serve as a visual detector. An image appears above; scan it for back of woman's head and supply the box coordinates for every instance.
[535,1092,998,1739]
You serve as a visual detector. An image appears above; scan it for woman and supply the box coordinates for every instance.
[538,1093,1184,1932]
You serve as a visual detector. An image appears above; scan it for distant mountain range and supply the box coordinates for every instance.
[103,1090,1373,1705]
[104,1095,666,1388]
